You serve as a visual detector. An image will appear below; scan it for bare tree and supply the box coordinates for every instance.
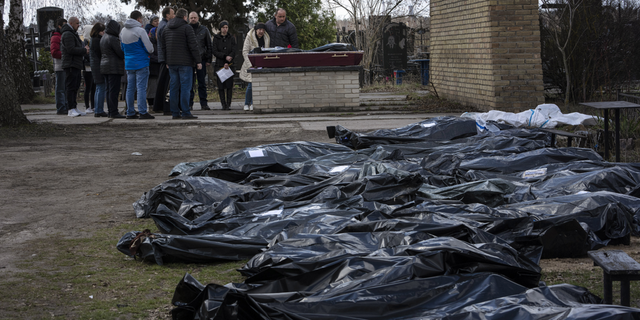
[328,0,428,83]
[1,0,29,126]
[540,0,585,105]
[1,0,107,126]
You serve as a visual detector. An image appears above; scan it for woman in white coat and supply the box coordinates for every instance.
[240,22,270,111]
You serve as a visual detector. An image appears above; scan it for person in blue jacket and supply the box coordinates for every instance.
[120,10,155,119]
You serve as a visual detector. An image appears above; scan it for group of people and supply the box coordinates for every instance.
[50,7,299,119]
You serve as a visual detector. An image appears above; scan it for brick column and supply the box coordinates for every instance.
[430,0,544,112]
[249,66,361,113]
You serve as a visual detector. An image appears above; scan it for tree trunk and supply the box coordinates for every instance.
[0,0,30,126]
[8,0,35,104]
[561,49,570,106]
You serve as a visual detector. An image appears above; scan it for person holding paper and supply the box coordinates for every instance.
[240,22,270,111]
[212,20,237,110]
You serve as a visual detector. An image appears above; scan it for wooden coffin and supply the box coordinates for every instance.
[248,51,363,68]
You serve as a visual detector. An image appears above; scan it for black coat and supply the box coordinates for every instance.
[191,22,212,62]
[212,32,237,71]
[149,32,160,76]
[161,18,200,67]
[100,20,125,75]
[265,18,299,48]
[89,35,104,84]
[60,24,86,70]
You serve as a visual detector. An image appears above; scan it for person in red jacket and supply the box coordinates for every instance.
[50,18,68,115]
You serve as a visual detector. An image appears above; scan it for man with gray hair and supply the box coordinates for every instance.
[153,6,175,115]
[60,16,90,117]
[265,8,299,48]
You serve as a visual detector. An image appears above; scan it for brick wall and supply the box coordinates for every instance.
[250,66,360,113]
[430,0,544,112]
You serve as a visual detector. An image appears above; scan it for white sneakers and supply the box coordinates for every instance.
[85,108,94,114]
[244,105,254,111]
[250,105,253,111]
[67,108,86,117]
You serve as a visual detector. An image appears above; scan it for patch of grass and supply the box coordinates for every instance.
[0,219,247,319]
[541,268,640,307]
[0,122,69,139]
[30,94,56,105]
[361,80,426,94]
[415,95,480,113]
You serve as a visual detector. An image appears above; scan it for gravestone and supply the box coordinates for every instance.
[37,7,64,45]
[382,22,407,74]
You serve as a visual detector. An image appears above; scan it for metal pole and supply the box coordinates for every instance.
[29,28,38,72]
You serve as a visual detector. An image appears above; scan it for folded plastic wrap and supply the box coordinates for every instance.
[334,116,480,149]
[115,116,640,319]
[462,104,599,129]
[169,272,640,320]
[169,141,353,178]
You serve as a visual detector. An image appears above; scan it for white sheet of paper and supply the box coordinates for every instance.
[248,149,265,158]
[329,165,349,173]
[522,168,547,178]
[217,67,234,83]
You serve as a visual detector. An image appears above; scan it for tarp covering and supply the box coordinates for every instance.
[116,117,640,319]
[462,104,599,132]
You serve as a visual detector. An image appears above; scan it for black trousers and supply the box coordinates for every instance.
[190,58,208,107]
[64,67,82,111]
[154,63,171,113]
[104,74,122,116]
[83,70,95,109]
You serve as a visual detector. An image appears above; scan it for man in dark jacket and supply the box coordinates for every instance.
[188,11,212,110]
[160,8,201,119]
[61,16,90,117]
[212,20,236,110]
[154,6,175,115]
[100,20,126,118]
[265,8,299,48]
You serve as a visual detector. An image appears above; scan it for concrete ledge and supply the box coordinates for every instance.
[249,65,363,74]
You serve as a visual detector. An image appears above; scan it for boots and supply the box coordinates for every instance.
[226,88,233,110]
[218,90,227,110]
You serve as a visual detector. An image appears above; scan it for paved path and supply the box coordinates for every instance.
[22,92,461,131]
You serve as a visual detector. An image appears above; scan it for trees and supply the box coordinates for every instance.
[256,0,336,50]
[123,0,254,33]
[540,0,640,103]
[540,0,585,105]
[1,0,31,126]
[328,0,428,81]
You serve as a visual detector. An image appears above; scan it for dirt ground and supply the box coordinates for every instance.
[2,121,640,317]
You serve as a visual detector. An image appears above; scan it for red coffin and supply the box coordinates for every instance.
[248,51,363,68]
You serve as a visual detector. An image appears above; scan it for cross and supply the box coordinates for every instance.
[26,28,43,72]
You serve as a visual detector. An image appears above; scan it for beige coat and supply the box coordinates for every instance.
[239,28,270,83]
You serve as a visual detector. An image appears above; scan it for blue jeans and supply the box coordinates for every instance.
[94,82,106,114]
[55,70,67,112]
[168,65,193,117]
[244,82,252,106]
[126,66,149,116]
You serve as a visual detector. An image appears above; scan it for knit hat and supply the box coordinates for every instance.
[219,20,229,28]
[150,15,159,22]
[255,22,266,30]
